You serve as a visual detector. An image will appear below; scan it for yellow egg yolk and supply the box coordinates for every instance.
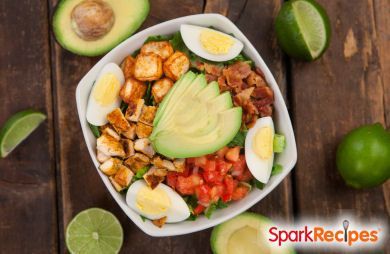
[253,127,273,159]
[136,186,171,215]
[200,29,234,55]
[93,73,120,106]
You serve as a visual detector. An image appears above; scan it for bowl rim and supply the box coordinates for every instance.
[75,13,297,237]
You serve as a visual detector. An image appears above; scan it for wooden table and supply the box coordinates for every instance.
[0,0,389,253]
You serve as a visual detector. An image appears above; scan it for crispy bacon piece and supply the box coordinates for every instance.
[206,74,218,83]
[246,71,267,87]
[204,63,223,76]
[222,62,251,88]
[217,76,230,92]
[252,86,274,100]
[254,104,273,117]
[152,217,167,228]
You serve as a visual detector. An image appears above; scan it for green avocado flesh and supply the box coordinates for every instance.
[211,213,295,254]
[150,72,242,158]
[53,0,149,56]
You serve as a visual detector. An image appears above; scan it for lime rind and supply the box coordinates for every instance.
[66,208,123,254]
[0,109,46,158]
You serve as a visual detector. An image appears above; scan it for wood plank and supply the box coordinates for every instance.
[48,1,204,253]
[0,0,58,253]
[291,0,389,253]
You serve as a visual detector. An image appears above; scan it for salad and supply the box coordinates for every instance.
[86,24,285,228]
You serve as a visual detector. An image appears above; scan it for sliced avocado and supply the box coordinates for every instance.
[207,91,233,113]
[211,212,296,254]
[152,107,242,158]
[53,0,150,56]
[197,81,220,102]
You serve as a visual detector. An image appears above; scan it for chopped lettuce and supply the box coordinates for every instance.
[271,164,283,176]
[144,34,173,43]
[134,166,150,180]
[88,123,100,138]
[228,130,248,147]
[273,134,286,153]
[143,82,153,105]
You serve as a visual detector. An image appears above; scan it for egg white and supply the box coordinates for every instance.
[126,180,190,223]
[180,24,244,62]
[86,63,125,126]
[245,117,275,184]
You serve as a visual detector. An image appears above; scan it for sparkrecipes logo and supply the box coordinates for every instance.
[266,217,387,250]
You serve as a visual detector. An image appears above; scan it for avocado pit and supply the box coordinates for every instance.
[71,0,115,41]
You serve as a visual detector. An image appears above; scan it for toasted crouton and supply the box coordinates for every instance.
[173,159,185,173]
[140,41,174,60]
[122,139,135,158]
[163,51,190,81]
[119,78,147,104]
[97,134,125,158]
[143,166,167,189]
[125,99,144,122]
[152,216,167,228]
[99,158,122,176]
[125,153,150,173]
[114,165,134,188]
[139,106,157,126]
[134,138,155,158]
[134,53,163,81]
[109,176,125,192]
[136,122,153,138]
[107,108,131,133]
[152,78,173,103]
[100,125,120,141]
[97,150,111,163]
[121,55,136,79]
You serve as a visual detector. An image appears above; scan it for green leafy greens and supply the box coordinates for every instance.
[227,130,248,147]
[88,123,100,138]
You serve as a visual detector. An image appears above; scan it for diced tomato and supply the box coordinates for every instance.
[166,172,178,189]
[216,158,232,176]
[231,155,246,179]
[204,159,216,171]
[210,184,224,203]
[176,174,202,195]
[222,175,235,202]
[225,146,241,162]
[236,168,253,181]
[216,146,229,158]
[194,156,207,168]
[180,164,191,177]
[193,204,206,215]
[195,184,211,205]
[232,185,250,201]
[203,170,223,184]
[186,158,195,165]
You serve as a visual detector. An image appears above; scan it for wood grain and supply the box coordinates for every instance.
[290,0,389,253]
[0,0,58,253]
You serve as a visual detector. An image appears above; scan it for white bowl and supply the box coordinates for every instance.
[76,13,297,237]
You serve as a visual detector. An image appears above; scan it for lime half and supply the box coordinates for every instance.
[0,109,46,158]
[275,0,331,61]
[66,208,123,254]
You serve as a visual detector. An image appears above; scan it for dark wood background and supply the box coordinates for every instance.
[0,0,388,253]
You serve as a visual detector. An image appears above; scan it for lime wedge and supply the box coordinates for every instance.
[275,0,331,61]
[66,208,123,254]
[0,109,46,158]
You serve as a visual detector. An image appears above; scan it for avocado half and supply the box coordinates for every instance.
[210,212,296,254]
[53,0,149,56]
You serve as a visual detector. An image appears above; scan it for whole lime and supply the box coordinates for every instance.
[336,123,390,189]
[275,0,331,61]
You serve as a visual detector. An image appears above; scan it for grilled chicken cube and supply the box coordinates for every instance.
[134,53,163,81]
[125,153,150,173]
[139,105,157,126]
[136,122,153,138]
[125,99,144,122]
[140,41,174,60]
[107,108,131,133]
[96,150,111,163]
[119,78,147,104]
[109,176,125,192]
[121,55,136,79]
[97,134,125,158]
[99,158,122,176]
[152,78,173,103]
[100,125,121,141]
[134,138,155,158]
[122,139,135,158]
[163,51,190,81]
[143,166,167,189]
[121,123,136,139]
[114,165,134,188]
[173,159,185,173]
[152,216,167,228]
[152,156,176,171]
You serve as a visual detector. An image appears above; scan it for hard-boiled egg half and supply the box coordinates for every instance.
[126,180,190,223]
[86,63,125,126]
[180,24,244,62]
[245,117,275,184]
